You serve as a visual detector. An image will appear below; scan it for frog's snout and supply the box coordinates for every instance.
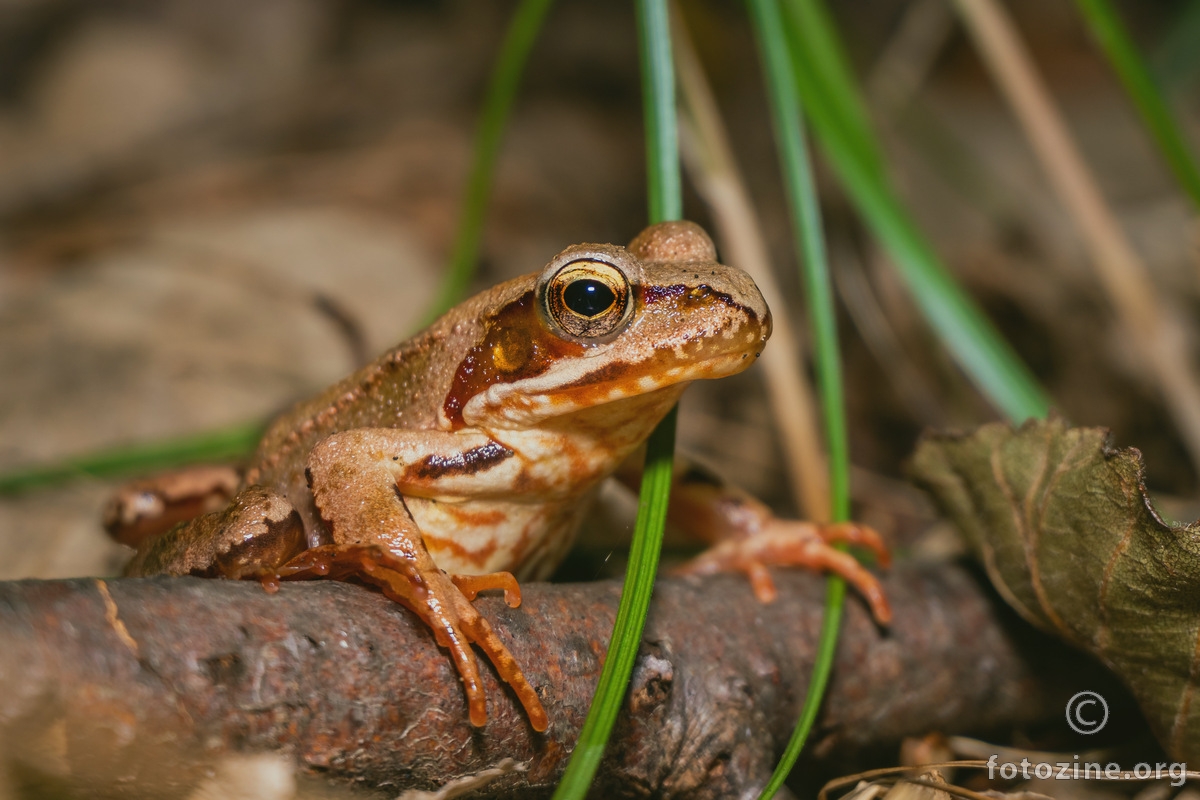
[733,273,771,349]
[759,303,773,347]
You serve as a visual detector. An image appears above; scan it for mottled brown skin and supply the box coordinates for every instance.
[110,220,889,734]
[121,485,305,579]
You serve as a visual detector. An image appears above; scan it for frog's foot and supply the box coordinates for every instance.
[674,522,893,625]
[105,465,241,546]
[265,544,548,732]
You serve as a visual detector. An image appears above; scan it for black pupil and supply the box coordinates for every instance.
[563,279,616,317]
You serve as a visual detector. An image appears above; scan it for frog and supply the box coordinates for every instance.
[106,220,890,734]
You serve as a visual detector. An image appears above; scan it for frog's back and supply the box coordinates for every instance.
[244,333,441,488]
[244,274,534,491]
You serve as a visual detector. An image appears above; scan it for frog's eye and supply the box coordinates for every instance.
[542,259,633,340]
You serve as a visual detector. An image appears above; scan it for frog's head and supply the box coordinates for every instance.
[443,221,771,430]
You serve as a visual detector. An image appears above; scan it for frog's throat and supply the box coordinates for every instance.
[458,349,756,429]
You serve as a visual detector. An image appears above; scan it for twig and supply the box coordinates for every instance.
[0,564,1110,797]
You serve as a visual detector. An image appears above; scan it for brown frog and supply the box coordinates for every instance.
[107,220,889,733]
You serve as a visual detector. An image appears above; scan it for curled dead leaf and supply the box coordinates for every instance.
[909,418,1200,762]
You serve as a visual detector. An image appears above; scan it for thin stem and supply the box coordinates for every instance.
[551,409,676,798]
[551,0,680,795]
[746,0,849,794]
[637,0,683,223]
[1074,0,1200,210]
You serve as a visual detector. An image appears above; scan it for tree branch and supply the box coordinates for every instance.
[0,563,1119,797]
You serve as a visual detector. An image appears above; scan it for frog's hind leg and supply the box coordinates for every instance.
[122,484,306,580]
[674,520,892,624]
[105,465,241,547]
[623,455,893,625]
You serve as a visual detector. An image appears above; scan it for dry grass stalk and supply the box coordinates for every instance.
[672,7,830,521]
[951,0,1200,472]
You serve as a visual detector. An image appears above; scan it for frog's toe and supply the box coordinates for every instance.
[369,568,492,727]
[418,570,547,732]
[453,601,549,733]
[451,572,522,607]
[811,521,892,568]
[675,527,892,625]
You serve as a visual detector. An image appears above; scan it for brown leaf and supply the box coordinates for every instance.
[909,417,1200,761]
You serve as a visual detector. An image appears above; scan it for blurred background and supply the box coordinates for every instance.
[0,0,1196,659]
[2,0,1200,796]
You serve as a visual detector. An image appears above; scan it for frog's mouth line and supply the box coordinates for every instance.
[460,337,766,427]
[537,348,762,406]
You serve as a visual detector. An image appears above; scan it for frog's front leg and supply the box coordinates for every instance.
[621,456,893,624]
[282,428,548,732]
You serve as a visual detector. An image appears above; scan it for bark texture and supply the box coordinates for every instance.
[0,563,1117,798]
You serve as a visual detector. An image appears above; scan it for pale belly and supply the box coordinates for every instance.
[407,490,597,580]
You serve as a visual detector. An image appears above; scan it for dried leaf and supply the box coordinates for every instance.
[909,418,1200,762]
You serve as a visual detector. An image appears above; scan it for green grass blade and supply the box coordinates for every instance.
[783,0,884,183]
[427,0,557,321]
[0,422,264,494]
[552,408,676,797]
[637,0,683,223]
[745,0,849,794]
[783,0,1048,424]
[552,1,680,795]
[768,577,846,798]
[1074,0,1200,210]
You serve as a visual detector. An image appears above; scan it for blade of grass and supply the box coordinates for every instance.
[1073,0,1200,210]
[745,0,850,795]
[639,0,683,224]
[551,410,676,798]
[783,0,885,183]
[427,0,557,321]
[0,423,264,494]
[0,0,556,494]
[782,0,1049,424]
[551,0,680,795]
